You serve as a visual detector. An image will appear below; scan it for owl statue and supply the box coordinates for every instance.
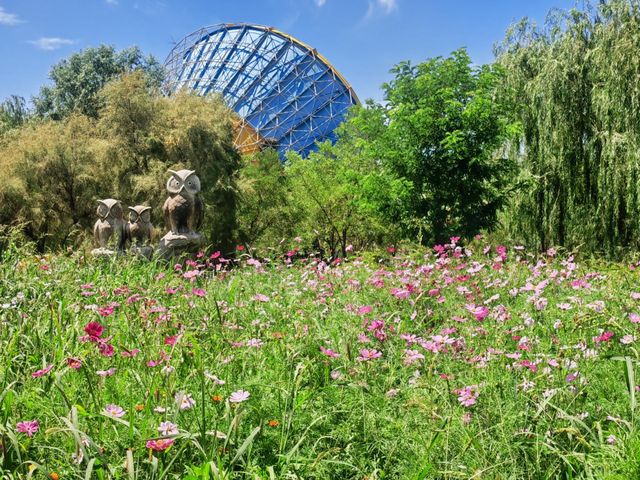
[93,199,125,250]
[162,169,204,234]
[125,205,154,247]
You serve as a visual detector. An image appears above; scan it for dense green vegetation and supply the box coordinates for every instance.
[2,236,640,478]
[5,1,640,257]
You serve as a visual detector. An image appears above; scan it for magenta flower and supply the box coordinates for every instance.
[146,438,175,451]
[229,390,250,403]
[84,321,104,341]
[192,288,206,297]
[466,304,490,321]
[356,349,382,361]
[32,364,53,378]
[16,420,39,437]
[98,342,114,357]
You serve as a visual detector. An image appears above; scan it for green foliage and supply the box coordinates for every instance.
[374,48,516,244]
[1,242,639,478]
[33,45,164,120]
[0,95,28,135]
[236,148,301,248]
[497,0,640,255]
[0,72,239,252]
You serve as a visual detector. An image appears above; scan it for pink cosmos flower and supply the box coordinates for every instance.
[466,304,490,321]
[158,421,179,436]
[98,342,114,357]
[121,348,140,358]
[320,346,341,358]
[630,313,640,324]
[253,294,270,302]
[96,368,116,377]
[67,358,82,370]
[357,305,372,316]
[32,364,53,378]
[356,349,382,361]
[565,372,579,383]
[621,334,636,345]
[98,306,114,317]
[104,404,125,418]
[229,390,250,403]
[390,288,411,299]
[192,288,206,297]
[175,392,195,410]
[403,349,425,366]
[454,385,479,407]
[146,438,174,451]
[246,338,264,348]
[16,420,39,437]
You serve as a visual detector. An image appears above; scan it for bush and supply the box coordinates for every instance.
[0,72,240,253]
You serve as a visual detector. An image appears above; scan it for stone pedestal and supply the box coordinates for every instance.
[91,247,118,258]
[130,245,154,260]
[157,231,204,259]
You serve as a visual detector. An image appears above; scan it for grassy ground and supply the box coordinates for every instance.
[1,238,640,479]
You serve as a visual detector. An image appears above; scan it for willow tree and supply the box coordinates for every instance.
[497,0,640,254]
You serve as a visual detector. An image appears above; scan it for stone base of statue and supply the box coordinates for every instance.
[157,231,204,259]
[91,247,118,258]
[130,245,154,260]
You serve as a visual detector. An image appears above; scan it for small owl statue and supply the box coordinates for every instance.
[163,169,204,234]
[125,205,154,247]
[93,198,125,250]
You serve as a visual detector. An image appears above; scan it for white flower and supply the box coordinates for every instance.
[158,421,178,436]
[229,390,250,403]
[104,404,125,418]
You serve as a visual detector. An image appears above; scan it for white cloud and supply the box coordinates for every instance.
[361,0,398,23]
[314,0,326,6]
[377,0,397,13]
[30,37,76,51]
[0,6,22,25]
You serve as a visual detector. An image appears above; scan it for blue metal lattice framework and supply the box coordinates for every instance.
[163,23,359,158]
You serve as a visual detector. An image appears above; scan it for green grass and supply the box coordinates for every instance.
[1,240,640,479]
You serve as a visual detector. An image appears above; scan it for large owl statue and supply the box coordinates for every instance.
[93,199,125,250]
[162,169,204,234]
[125,205,154,247]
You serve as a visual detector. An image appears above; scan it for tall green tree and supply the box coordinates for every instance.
[497,0,640,254]
[33,45,164,120]
[0,95,28,134]
[375,48,515,244]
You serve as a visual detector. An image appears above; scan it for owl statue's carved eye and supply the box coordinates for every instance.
[97,203,108,219]
[140,210,151,222]
[129,211,139,222]
[185,175,201,194]
[111,204,122,219]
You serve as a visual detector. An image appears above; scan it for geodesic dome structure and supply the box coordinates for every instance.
[164,23,359,158]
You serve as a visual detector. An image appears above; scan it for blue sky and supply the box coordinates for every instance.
[0,0,576,104]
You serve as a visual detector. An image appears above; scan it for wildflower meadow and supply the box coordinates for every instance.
[1,238,640,478]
